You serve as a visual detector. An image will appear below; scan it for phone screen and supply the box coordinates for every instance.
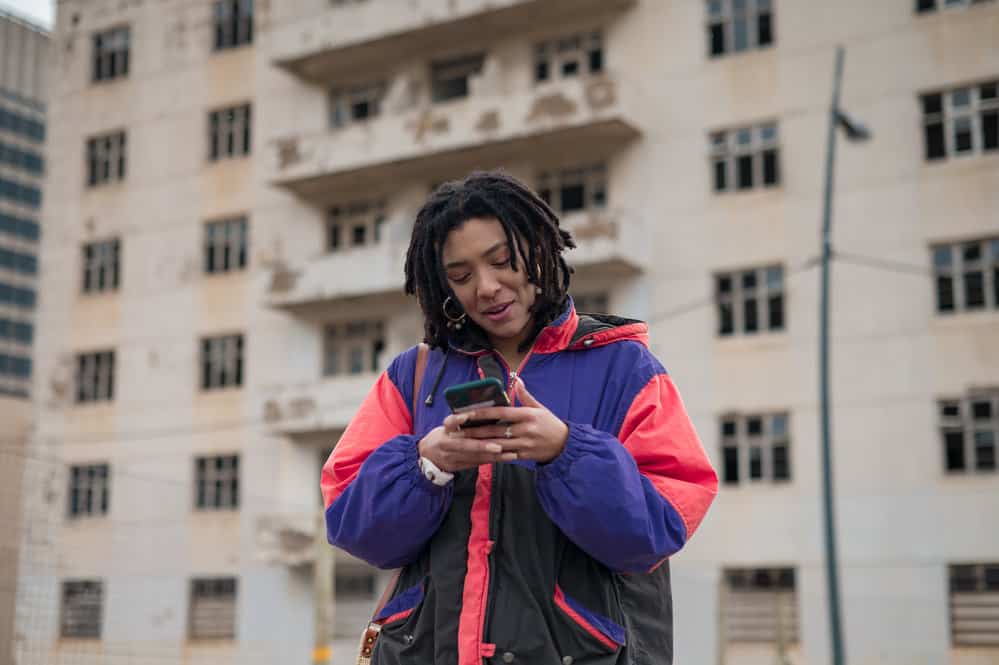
[444,378,510,427]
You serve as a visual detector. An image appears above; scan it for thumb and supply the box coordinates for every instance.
[515,376,542,408]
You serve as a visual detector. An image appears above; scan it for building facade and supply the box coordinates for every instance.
[25,1,999,664]
[0,6,47,665]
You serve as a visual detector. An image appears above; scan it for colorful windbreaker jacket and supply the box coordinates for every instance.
[320,303,718,665]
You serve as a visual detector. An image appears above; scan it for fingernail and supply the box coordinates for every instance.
[485,443,502,454]
[501,452,518,461]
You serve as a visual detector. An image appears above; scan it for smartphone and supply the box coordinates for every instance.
[443,377,511,428]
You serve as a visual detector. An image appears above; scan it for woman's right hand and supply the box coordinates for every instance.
[418,414,516,472]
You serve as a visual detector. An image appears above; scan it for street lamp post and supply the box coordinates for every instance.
[819,44,870,665]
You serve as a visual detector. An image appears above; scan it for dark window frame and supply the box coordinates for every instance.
[92,25,130,82]
[212,0,254,51]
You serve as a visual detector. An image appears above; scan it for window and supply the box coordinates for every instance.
[92,26,129,82]
[537,164,607,214]
[431,54,484,103]
[323,321,385,376]
[0,248,37,276]
[335,569,376,600]
[75,350,115,403]
[195,455,239,510]
[200,334,244,390]
[327,200,386,252]
[711,122,780,192]
[0,140,44,175]
[208,104,252,161]
[722,568,798,644]
[940,391,998,473]
[0,318,33,345]
[0,283,35,309]
[189,577,237,639]
[707,0,774,58]
[534,32,603,83]
[86,131,127,187]
[330,82,386,128]
[572,292,609,314]
[0,105,45,143]
[716,265,784,336]
[0,354,31,379]
[213,0,253,51]
[81,238,120,293]
[933,237,999,313]
[917,0,996,12]
[0,212,40,242]
[204,217,248,274]
[0,176,41,208]
[922,81,999,160]
[720,413,791,484]
[61,580,103,639]
[950,563,999,646]
[68,464,110,518]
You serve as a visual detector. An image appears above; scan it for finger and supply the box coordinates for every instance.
[515,376,542,408]
[500,452,518,462]
[467,406,529,423]
[442,413,470,432]
[445,436,504,456]
[457,423,513,440]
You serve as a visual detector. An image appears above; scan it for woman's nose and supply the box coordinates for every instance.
[476,272,501,300]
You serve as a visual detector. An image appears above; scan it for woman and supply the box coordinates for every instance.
[321,171,717,665]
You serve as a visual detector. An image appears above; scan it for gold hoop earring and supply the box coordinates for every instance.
[442,296,467,330]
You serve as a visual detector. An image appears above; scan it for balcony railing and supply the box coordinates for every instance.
[267,71,643,201]
[272,0,636,83]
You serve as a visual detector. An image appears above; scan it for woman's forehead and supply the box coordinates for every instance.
[441,217,509,259]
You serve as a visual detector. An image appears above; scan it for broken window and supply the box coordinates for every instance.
[949,563,999,646]
[707,0,774,58]
[75,350,115,403]
[716,265,784,336]
[194,455,240,510]
[213,0,253,51]
[204,217,248,274]
[68,464,111,519]
[940,391,998,473]
[330,82,386,128]
[327,200,386,252]
[60,580,103,639]
[722,568,798,644]
[323,321,385,376]
[932,236,999,313]
[86,130,127,187]
[536,164,607,214]
[189,577,238,639]
[431,54,484,103]
[720,413,791,484]
[81,238,120,293]
[710,122,779,193]
[534,31,604,83]
[92,26,129,82]
[922,81,999,161]
[200,334,244,390]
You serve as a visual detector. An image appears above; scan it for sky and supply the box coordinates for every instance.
[0,0,54,28]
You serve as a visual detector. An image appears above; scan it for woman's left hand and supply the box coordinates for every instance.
[459,377,569,463]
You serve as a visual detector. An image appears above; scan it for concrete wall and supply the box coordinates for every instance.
[26,1,999,664]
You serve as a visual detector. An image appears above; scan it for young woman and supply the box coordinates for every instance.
[321,171,717,665]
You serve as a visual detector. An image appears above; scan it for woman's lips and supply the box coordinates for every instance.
[483,302,513,322]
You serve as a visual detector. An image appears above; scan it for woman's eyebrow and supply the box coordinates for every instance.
[443,242,507,269]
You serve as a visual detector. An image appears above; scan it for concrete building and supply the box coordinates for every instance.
[24,1,998,664]
[0,6,47,665]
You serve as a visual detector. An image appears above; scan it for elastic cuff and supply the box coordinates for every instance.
[538,422,585,479]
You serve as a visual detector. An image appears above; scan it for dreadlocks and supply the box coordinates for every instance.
[403,170,576,351]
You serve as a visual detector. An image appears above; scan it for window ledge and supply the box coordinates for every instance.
[930,308,999,331]
[715,330,790,351]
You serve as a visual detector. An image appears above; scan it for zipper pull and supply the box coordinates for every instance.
[507,371,517,403]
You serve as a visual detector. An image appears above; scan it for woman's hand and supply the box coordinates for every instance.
[418,413,515,473]
[459,377,569,464]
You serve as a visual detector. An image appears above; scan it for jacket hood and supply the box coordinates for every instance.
[447,297,649,357]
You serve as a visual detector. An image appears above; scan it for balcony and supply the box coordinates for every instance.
[255,510,373,568]
[272,0,636,83]
[261,373,375,437]
[265,204,648,315]
[267,71,643,202]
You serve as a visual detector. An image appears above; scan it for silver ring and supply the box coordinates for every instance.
[504,425,513,440]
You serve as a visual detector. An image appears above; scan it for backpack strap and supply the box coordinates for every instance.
[412,343,429,421]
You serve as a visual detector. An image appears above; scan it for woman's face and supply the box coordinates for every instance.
[441,217,537,352]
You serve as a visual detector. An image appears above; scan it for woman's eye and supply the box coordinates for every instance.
[449,273,471,284]
[492,257,511,268]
